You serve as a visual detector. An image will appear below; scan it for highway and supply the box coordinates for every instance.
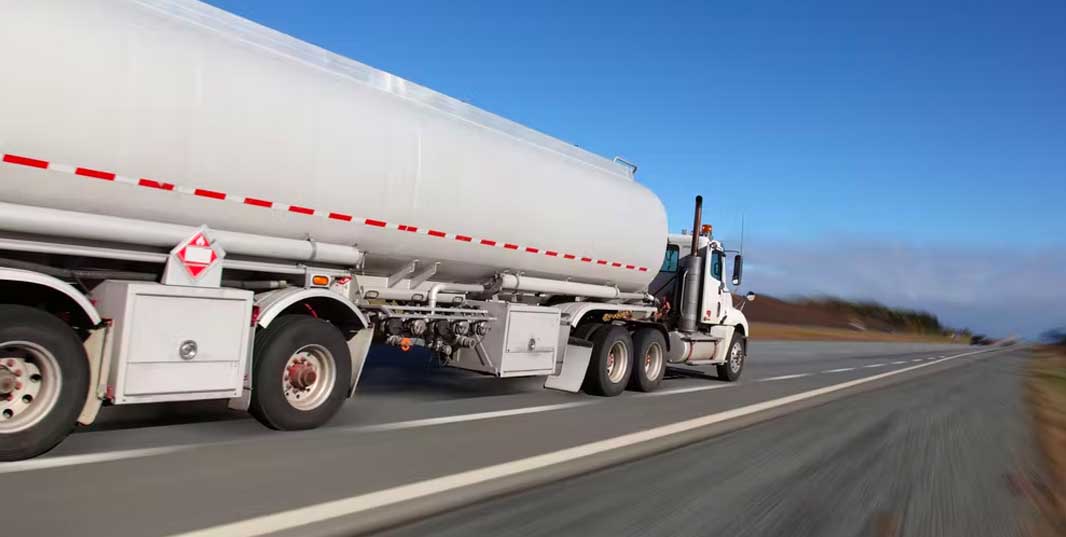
[0,341,1030,537]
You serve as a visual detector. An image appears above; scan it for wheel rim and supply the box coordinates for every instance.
[729,341,744,373]
[0,341,62,433]
[643,342,664,381]
[605,340,629,384]
[282,344,336,411]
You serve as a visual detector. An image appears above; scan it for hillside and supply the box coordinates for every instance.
[738,294,964,343]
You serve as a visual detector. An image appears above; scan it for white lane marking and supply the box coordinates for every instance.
[341,402,592,433]
[758,373,812,382]
[823,367,855,373]
[892,361,906,365]
[0,446,188,475]
[168,347,995,537]
[863,363,887,369]
[638,384,734,397]
[911,358,923,362]
[0,403,592,475]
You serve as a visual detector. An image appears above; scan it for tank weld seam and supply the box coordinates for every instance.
[1,151,651,273]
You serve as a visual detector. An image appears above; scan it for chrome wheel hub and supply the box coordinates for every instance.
[0,342,61,433]
[606,341,629,384]
[283,345,336,412]
[644,342,664,380]
[729,342,744,373]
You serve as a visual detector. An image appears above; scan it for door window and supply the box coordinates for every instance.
[710,250,723,280]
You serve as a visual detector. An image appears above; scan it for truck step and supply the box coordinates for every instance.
[684,359,724,366]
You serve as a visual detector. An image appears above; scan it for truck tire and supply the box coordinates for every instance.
[582,325,633,397]
[0,305,89,461]
[572,323,603,341]
[250,315,351,431]
[628,328,666,392]
[716,334,745,382]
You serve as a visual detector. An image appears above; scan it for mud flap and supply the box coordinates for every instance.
[544,338,593,393]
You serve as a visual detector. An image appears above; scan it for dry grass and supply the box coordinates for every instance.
[750,322,962,344]
[1025,347,1066,536]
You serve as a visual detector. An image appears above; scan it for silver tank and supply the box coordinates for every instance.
[0,0,666,291]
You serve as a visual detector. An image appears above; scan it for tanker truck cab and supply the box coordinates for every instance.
[652,197,752,381]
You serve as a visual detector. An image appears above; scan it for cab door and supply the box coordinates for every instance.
[700,248,727,324]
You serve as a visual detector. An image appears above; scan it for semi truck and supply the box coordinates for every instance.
[0,0,751,461]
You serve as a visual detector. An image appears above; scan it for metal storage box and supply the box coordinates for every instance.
[454,301,563,377]
[92,281,253,404]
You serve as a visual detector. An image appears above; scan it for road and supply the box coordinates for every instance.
[0,341,1031,537]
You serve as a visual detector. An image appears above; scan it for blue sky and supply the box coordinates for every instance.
[204,1,1065,336]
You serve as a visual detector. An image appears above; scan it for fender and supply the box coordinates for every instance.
[0,268,101,326]
[254,287,369,330]
[553,302,657,328]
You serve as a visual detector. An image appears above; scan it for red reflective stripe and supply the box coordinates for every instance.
[75,167,115,181]
[194,188,226,200]
[3,154,49,169]
[243,197,273,208]
[138,178,174,191]
[18,152,650,271]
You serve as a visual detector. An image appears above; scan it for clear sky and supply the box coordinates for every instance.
[204,0,1065,337]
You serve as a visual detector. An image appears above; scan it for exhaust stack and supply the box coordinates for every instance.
[678,196,704,333]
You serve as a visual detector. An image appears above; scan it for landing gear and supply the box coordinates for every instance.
[0,305,89,462]
[250,315,351,430]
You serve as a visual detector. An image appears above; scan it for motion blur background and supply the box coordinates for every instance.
[206,0,1066,338]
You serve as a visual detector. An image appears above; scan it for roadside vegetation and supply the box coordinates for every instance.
[1025,331,1066,536]
[741,294,966,343]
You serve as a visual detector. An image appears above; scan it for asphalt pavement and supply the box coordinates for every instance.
[0,340,1028,537]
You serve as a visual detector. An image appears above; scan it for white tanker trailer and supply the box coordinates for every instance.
[0,0,751,461]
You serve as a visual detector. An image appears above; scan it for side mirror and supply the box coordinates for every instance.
[745,291,756,302]
[731,254,743,286]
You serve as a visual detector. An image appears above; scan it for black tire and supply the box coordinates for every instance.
[572,323,603,341]
[716,334,746,382]
[0,305,89,461]
[582,325,634,397]
[250,315,352,431]
[628,328,666,392]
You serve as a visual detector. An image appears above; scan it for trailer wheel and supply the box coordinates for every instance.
[250,315,351,431]
[582,325,633,397]
[0,305,89,461]
[716,334,745,382]
[628,328,666,392]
